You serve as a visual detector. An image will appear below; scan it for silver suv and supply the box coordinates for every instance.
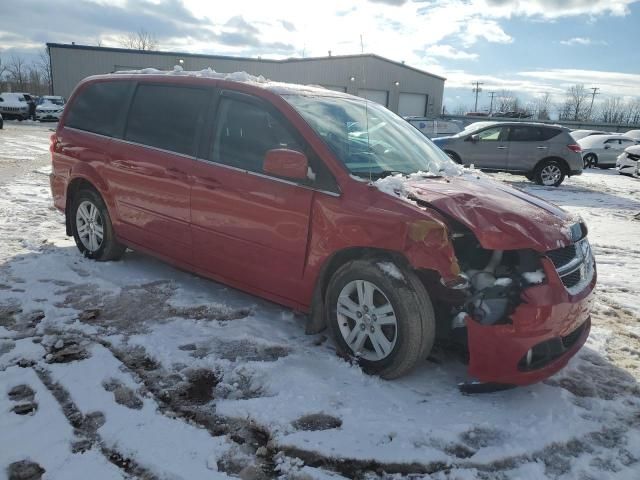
[433,122,583,186]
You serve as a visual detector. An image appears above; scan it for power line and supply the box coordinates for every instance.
[472,81,483,112]
[488,91,496,114]
[588,87,600,119]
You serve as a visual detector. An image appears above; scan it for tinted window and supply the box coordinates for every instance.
[509,126,561,142]
[509,126,538,142]
[619,139,634,146]
[212,96,302,173]
[604,139,618,144]
[125,84,208,156]
[66,81,133,137]
[538,127,561,141]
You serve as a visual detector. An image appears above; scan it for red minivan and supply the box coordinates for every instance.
[50,72,596,386]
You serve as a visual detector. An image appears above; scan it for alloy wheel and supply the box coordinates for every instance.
[336,280,398,361]
[75,200,104,252]
[540,164,562,186]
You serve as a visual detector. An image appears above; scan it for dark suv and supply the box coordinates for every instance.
[433,122,583,186]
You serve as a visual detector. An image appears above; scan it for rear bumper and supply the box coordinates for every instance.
[466,258,596,386]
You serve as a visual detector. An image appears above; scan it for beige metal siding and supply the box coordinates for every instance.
[49,45,445,115]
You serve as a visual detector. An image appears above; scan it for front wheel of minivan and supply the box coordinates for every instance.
[534,160,566,187]
[70,189,126,261]
[325,259,435,379]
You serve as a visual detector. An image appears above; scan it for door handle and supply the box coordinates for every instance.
[497,146,507,150]
[165,167,189,181]
[537,146,548,150]
[112,160,135,170]
[194,176,221,190]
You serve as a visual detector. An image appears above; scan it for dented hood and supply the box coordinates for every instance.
[405,174,575,252]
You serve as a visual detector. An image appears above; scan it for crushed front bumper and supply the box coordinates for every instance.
[466,257,596,386]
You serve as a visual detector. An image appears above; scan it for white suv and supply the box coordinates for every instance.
[0,92,31,120]
[36,96,66,121]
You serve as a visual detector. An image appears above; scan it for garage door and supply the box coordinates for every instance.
[358,89,388,107]
[398,93,428,117]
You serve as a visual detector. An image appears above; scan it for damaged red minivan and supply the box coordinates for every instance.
[50,72,596,387]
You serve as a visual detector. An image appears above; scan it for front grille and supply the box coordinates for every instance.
[546,244,577,269]
[562,321,588,349]
[561,269,581,288]
[545,237,594,293]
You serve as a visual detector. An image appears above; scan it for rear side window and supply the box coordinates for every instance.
[508,126,561,142]
[125,84,209,156]
[66,81,133,137]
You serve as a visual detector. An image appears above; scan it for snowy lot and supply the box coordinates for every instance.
[1,121,639,479]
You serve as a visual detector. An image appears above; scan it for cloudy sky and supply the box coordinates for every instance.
[1,0,639,111]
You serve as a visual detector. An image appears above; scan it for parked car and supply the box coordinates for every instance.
[50,73,595,386]
[616,145,640,177]
[623,129,640,141]
[578,134,637,168]
[0,92,31,120]
[405,117,462,137]
[432,122,583,186]
[0,112,3,129]
[490,111,533,119]
[36,96,66,121]
[569,130,611,141]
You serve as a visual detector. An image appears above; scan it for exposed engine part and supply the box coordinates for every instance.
[448,229,543,328]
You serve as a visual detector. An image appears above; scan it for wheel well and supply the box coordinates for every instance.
[444,150,461,163]
[534,156,569,176]
[306,247,413,334]
[65,178,99,235]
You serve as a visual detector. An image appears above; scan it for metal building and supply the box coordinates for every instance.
[47,43,445,116]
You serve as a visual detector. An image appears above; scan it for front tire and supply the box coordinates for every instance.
[534,159,566,187]
[70,189,125,261]
[325,259,435,379]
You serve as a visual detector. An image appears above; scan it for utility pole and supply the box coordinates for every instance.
[472,81,483,112]
[588,87,600,120]
[488,91,496,114]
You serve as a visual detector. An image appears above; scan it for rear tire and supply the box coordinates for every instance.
[70,189,126,261]
[534,159,566,187]
[324,259,435,379]
[583,153,598,168]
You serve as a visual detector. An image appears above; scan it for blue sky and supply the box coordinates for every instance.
[1,0,639,114]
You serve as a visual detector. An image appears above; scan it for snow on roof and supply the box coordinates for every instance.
[112,65,347,97]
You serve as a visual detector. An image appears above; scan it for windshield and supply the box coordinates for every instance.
[285,95,460,178]
[40,97,64,106]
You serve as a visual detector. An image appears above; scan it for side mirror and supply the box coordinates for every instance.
[469,134,480,143]
[263,149,309,180]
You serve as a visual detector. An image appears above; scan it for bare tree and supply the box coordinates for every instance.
[624,98,640,125]
[119,29,158,51]
[6,55,29,91]
[599,97,626,124]
[35,48,52,94]
[533,93,551,120]
[559,84,589,121]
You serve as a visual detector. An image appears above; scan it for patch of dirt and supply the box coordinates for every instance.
[57,281,253,335]
[11,402,38,415]
[215,339,289,363]
[0,305,44,334]
[8,384,35,401]
[0,339,16,355]
[102,378,144,410]
[43,337,90,364]
[7,460,45,480]
[181,369,219,405]
[291,413,342,431]
[460,426,507,450]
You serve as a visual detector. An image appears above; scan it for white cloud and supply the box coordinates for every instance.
[517,69,640,97]
[425,44,478,60]
[479,0,638,19]
[560,37,608,46]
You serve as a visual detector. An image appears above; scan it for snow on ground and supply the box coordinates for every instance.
[1,121,639,479]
